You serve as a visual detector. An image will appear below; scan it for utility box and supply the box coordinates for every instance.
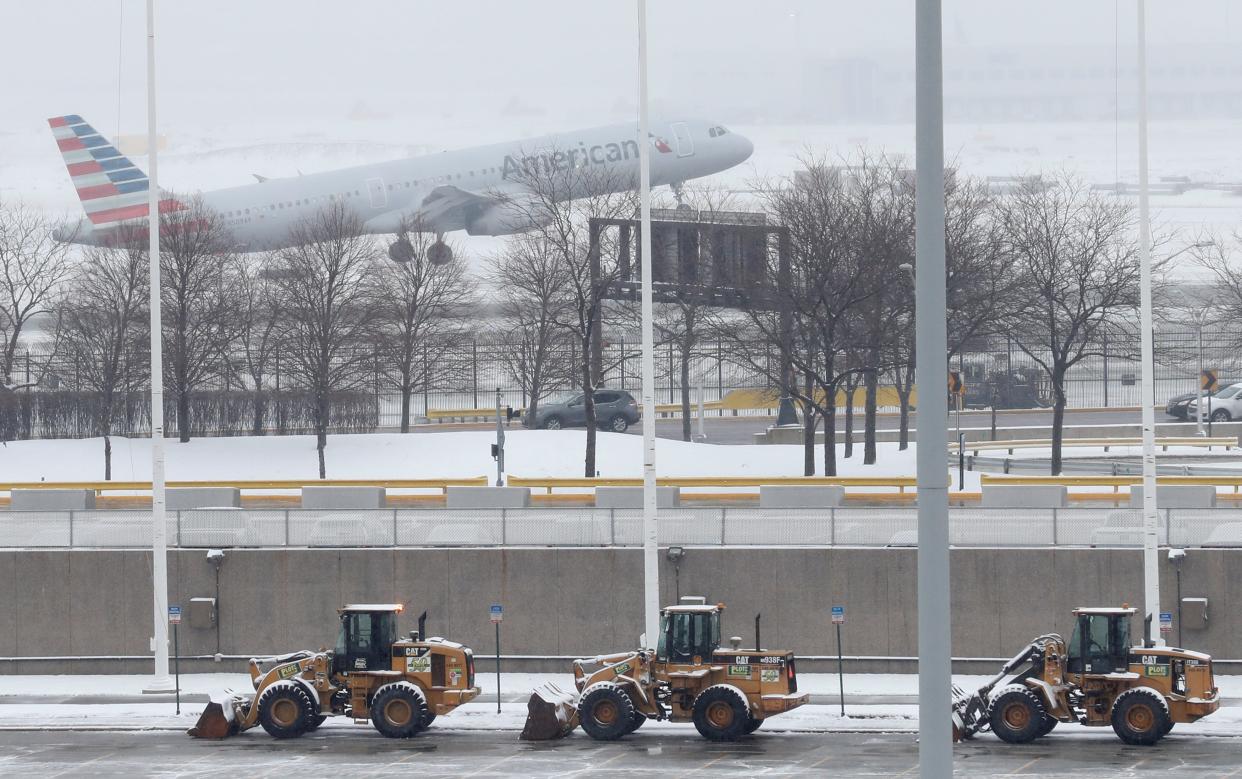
[188,597,217,629]
[1181,597,1208,630]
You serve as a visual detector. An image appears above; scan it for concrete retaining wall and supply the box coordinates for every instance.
[301,487,386,509]
[10,489,95,511]
[1,547,1238,675]
[445,487,530,509]
[981,485,1068,508]
[1130,485,1217,509]
[759,485,845,508]
[594,487,680,509]
[167,488,241,510]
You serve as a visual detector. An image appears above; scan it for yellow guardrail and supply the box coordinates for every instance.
[507,475,920,494]
[426,408,502,421]
[980,474,1242,494]
[952,437,1236,455]
[0,477,490,495]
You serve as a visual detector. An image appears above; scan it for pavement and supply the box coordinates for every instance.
[1,729,1241,778]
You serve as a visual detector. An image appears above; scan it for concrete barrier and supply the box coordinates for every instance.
[980,485,1067,508]
[10,489,95,511]
[301,486,386,509]
[758,485,845,508]
[594,486,680,509]
[445,486,530,509]
[167,487,241,510]
[1129,485,1217,509]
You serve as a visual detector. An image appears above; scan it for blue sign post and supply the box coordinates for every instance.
[831,606,846,717]
[168,605,182,713]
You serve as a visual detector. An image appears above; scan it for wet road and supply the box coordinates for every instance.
[1,728,1239,778]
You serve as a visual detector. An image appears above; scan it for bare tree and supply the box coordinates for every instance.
[0,200,74,383]
[271,203,380,478]
[59,236,149,479]
[997,175,1142,474]
[158,197,241,442]
[375,220,475,432]
[490,231,573,426]
[499,146,638,475]
[234,252,283,435]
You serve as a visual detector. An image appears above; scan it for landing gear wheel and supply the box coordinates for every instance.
[370,683,429,739]
[388,238,415,263]
[1111,689,1170,746]
[987,685,1046,744]
[580,683,637,741]
[420,709,437,730]
[745,714,763,734]
[542,416,563,430]
[428,240,453,266]
[257,682,316,739]
[692,685,750,742]
[607,414,629,433]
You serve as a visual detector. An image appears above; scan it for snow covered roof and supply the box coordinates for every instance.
[664,605,722,613]
[340,603,403,612]
[1073,607,1136,615]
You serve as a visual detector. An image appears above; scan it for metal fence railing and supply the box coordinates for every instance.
[3,507,1241,549]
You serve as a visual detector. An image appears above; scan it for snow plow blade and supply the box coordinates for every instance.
[520,683,579,741]
[187,699,241,739]
[951,684,987,743]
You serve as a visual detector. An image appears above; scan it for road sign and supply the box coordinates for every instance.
[831,605,845,624]
[1201,369,1219,392]
[1159,612,1172,634]
[489,604,503,624]
[947,371,965,396]
[168,605,182,625]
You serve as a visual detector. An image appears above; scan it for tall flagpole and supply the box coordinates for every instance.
[915,0,953,773]
[1135,0,1162,647]
[637,0,660,648]
[143,0,173,693]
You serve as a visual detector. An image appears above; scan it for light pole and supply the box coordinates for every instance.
[1135,0,1162,647]
[636,0,660,650]
[142,0,173,695]
[914,0,953,772]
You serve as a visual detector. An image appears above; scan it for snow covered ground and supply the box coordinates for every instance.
[0,431,951,492]
[0,673,1236,735]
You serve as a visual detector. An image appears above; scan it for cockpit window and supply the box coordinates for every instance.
[708,125,729,138]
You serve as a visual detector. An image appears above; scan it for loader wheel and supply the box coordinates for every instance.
[624,708,646,735]
[745,714,763,734]
[692,685,750,742]
[987,685,1046,744]
[579,683,636,741]
[1111,689,1170,746]
[1035,714,1057,738]
[370,683,428,739]
[257,683,315,739]
[304,713,328,731]
[420,709,437,730]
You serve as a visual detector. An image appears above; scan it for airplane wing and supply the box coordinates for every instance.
[366,183,522,235]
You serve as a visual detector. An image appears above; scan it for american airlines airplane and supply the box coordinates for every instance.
[49,114,753,264]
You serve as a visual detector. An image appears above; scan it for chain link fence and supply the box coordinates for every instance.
[3,506,1240,549]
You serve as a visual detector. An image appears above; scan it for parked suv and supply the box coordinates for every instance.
[526,390,640,433]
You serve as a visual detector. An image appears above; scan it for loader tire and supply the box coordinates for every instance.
[579,683,636,741]
[420,709,437,730]
[692,685,750,742]
[370,682,428,739]
[987,685,1046,744]
[257,682,316,739]
[745,714,763,734]
[624,708,646,735]
[1111,688,1170,746]
[1035,714,1057,737]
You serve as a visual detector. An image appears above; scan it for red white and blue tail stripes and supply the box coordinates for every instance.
[48,115,181,226]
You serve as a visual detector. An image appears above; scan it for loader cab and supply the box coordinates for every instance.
[657,599,722,664]
[333,604,401,675]
[1067,607,1134,676]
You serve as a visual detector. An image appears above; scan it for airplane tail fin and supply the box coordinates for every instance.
[47,114,177,227]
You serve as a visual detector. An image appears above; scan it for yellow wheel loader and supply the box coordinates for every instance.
[952,606,1219,745]
[523,597,808,742]
[188,604,480,740]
